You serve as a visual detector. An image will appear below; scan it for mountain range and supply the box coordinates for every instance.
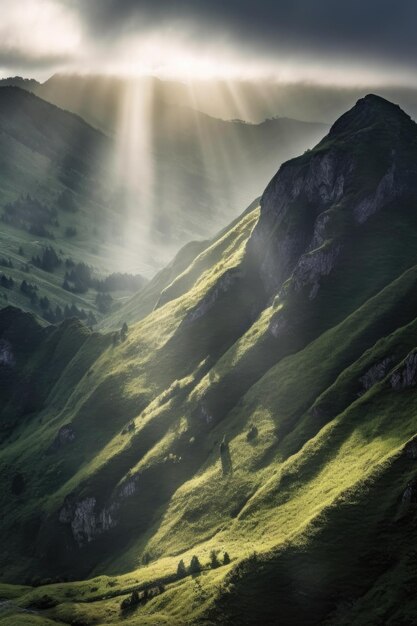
[0,78,327,331]
[31,74,328,257]
[1,94,417,625]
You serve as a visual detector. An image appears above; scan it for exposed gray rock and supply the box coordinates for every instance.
[284,241,342,300]
[50,424,76,451]
[398,479,417,518]
[258,232,308,296]
[358,357,393,395]
[248,98,417,304]
[120,478,136,498]
[59,474,140,546]
[59,495,118,546]
[0,339,14,367]
[121,421,136,435]
[310,405,328,420]
[353,164,399,224]
[390,350,417,390]
[59,497,98,545]
[404,438,417,460]
[182,268,242,326]
[260,150,348,221]
[249,148,353,295]
[198,403,213,425]
[309,210,333,249]
[269,310,289,339]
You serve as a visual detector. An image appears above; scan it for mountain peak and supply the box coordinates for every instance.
[329,93,413,137]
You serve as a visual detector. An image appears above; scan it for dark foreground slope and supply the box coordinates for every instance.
[1,95,417,625]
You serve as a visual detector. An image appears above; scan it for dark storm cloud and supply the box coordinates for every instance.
[74,0,417,68]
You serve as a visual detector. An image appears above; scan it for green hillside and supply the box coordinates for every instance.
[2,95,417,625]
[0,86,148,326]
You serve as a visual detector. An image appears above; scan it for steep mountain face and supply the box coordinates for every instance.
[2,95,417,625]
[252,94,417,296]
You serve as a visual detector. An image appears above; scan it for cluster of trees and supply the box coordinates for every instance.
[120,584,165,613]
[94,272,146,293]
[0,274,14,289]
[20,280,38,303]
[43,304,97,326]
[0,257,13,268]
[2,194,58,238]
[31,246,61,272]
[63,262,92,293]
[61,262,143,314]
[96,292,113,313]
[20,280,97,325]
[118,550,231,613]
[1,191,80,238]
[63,263,145,295]
[176,551,230,579]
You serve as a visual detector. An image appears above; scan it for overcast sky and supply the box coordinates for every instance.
[0,0,416,85]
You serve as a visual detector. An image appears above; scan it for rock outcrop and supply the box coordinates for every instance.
[182,268,242,326]
[59,475,138,547]
[390,350,417,390]
[404,438,417,460]
[398,478,417,518]
[0,339,14,367]
[248,95,417,302]
[358,357,393,394]
[50,424,76,451]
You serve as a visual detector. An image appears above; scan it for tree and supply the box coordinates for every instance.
[223,552,231,565]
[210,550,220,569]
[130,590,140,606]
[177,559,187,579]
[246,424,258,442]
[32,246,61,272]
[121,322,128,341]
[220,435,232,476]
[188,555,202,575]
[39,296,50,311]
[55,305,63,322]
[87,311,97,328]
[95,292,113,314]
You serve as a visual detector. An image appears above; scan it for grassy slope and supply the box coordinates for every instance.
[3,98,417,624]
[1,196,417,624]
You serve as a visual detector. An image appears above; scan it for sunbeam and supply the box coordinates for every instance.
[112,78,156,274]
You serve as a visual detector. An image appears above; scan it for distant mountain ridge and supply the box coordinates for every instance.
[0,76,40,91]
[0,74,329,277]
